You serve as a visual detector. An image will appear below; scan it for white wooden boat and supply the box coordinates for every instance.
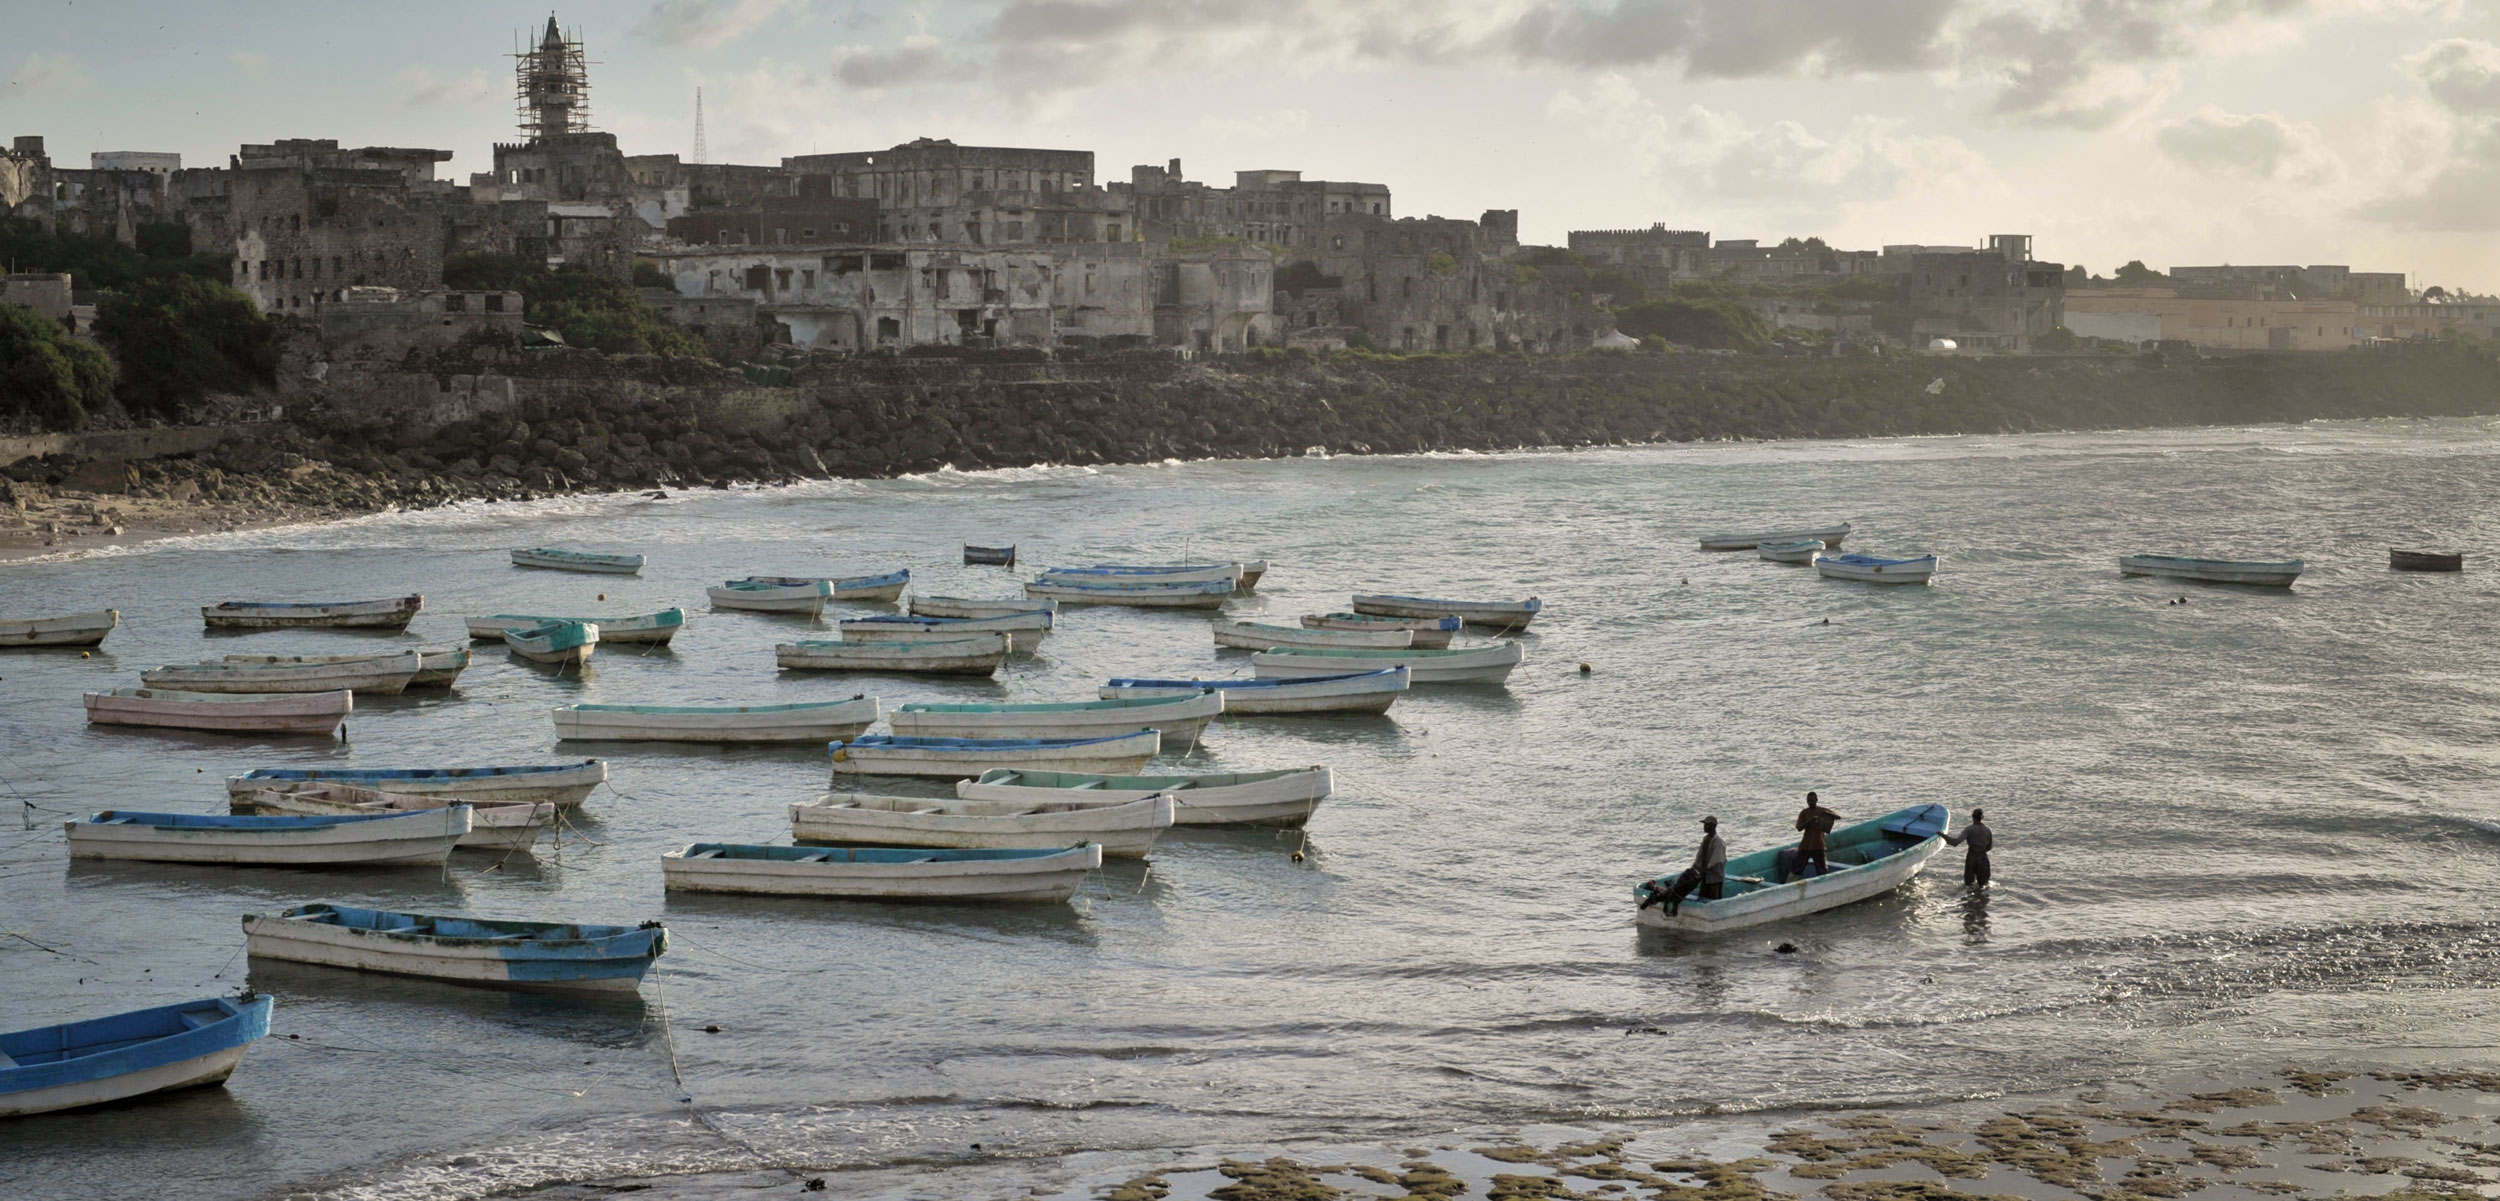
[217,648,470,688]
[1041,563,1243,587]
[730,571,910,603]
[85,688,352,737]
[791,792,1174,859]
[1349,594,1541,630]
[553,697,882,743]
[1636,804,1947,933]
[833,732,1161,778]
[960,766,1333,827]
[1101,667,1408,715]
[202,595,423,629]
[1814,553,1939,584]
[64,807,470,866]
[889,692,1224,742]
[707,578,831,614]
[839,612,1052,652]
[1250,642,1524,685]
[236,781,553,853]
[241,903,665,991]
[504,619,597,666]
[511,547,644,574]
[143,651,423,696]
[0,608,118,648]
[1076,560,1268,591]
[1301,612,1458,649]
[1698,523,1851,551]
[1,994,273,1118]
[2119,555,2305,587]
[910,595,1057,620]
[1023,577,1234,609]
[1214,621,1409,651]
[467,608,683,645]
[1756,539,1823,564]
[963,544,1017,567]
[662,842,1102,902]
[224,760,610,809]
[775,635,1008,675]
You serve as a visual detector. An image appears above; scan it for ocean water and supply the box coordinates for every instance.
[6,420,2500,1200]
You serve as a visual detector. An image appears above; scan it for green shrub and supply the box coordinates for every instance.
[0,304,114,428]
[1612,298,1772,350]
[93,276,276,421]
[444,254,706,357]
[0,217,228,291]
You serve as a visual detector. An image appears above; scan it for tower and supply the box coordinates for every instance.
[513,14,591,141]
[692,87,706,165]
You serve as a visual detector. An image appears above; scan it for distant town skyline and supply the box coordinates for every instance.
[7,0,2499,289]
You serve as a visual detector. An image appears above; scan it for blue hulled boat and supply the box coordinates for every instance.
[240,903,666,992]
[1,994,274,1117]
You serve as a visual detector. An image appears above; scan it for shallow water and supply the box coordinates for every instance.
[5,420,2500,1200]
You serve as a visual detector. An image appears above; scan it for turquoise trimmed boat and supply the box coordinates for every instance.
[466,608,682,645]
[1634,804,1949,934]
[241,902,666,992]
[504,619,596,666]
[511,546,644,574]
[889,691,1223,741]
[1,994,274,1117]
[553,697,882,742]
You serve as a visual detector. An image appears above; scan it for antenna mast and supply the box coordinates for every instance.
[693,87,707,165]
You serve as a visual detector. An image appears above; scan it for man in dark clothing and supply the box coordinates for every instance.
[1944,808,1994,887]
[1795,792,1838,877]
[1638,815,1728,915]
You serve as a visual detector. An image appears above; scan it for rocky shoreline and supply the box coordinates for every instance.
[7,345,2498,558]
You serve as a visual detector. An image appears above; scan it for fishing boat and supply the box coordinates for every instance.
[963,545,1017,566]
[731,572,910,603]
[224,760,610,809]
[832,732,1161,778]
[0,608,118,648]
[909,595,1057,620]
[84,688,352,737]
[707,578,832,614]
[503,619,597,666]
[959,766,1333,827]
[839,611,1052,653]
[661,842,1103,903]
[2117,555,2303,588]
[553,697,882,743]
[1756,539,1823,564]
[1101,667,1408,715]
[240,903,665,991]
[1697,523,1852,551]
[1300,612,1460,649]
[143,651,424,696]
[1213,621,1409,651]
[466,608,683,645]
[1041,563,1243,588]
[2390,549,2466,572]
[1250,643,1525,685]
[775,634,1008,675]
[889,692,1224,742]
[236,781,554,853]
[0,994,273,1117]
[63,807,471,866]
[1023,576,1235,609]
[1081,560,1269,591]
[202,595,423,630]
[1349,594,1542,630]
[217,648,471,688]
[1634,804,1949,933]
[1815,553,1940,585]
[511,547,644,575]
[791,792,1174,859]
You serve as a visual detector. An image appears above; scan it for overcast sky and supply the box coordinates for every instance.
[8,0,2500,290]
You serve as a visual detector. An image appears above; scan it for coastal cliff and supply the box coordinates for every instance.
[5,345,2498,548]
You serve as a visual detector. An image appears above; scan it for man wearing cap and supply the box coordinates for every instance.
[1638,815,1728,915]
[1943,808,1994,888]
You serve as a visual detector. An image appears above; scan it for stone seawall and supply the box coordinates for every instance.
[8,347,2499,535]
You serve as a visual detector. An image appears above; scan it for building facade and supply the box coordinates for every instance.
[1908,234,2065,350]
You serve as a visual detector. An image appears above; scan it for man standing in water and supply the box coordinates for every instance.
[1796,792,1838,877]
[1944,808,1994,888]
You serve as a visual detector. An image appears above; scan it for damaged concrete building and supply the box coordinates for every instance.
[1907,235,2065,350]
[1120,160,1391,251]
[1567,226,1710,295]
[228,140,455,315]
[2,136,234,252]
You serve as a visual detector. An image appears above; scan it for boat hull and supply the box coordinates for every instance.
[889,693,1222,742]
[224,761,610,809]
[707,582,830,613]
[554,699,882,743]
[142,652,422,695]
[959,767,1333,827]
[511,548,644,574]
[839,614,1050,652]
[835,733,1161,779]
[202,596,422,629]
[2118,555,2303,587]
[1101,668,1406,715]
[1249,644,1523,684]
[1349,594,1540,629]
[1638,839,1942,932]
[1756,540,1822,564]
[909,596,1057,620]
[467,611,682,644]
[85,688,352,737]
[1023,580,1232,608]
[0,996,273,1118]
[662,844,1101,902]
[776,636,1008,675]
[1698,523,1851,551]
[0,609,118,648]
[1815,555,1939,584]
[1300,613,1457,649]
[65,808,470,866]
[236,784,552,853]
[791,793,1173,859]
[2391,549,2465,573]
[1214,622,1409,651]
[240,907,662,991]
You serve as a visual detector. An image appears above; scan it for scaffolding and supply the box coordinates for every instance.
[513,16,591,141]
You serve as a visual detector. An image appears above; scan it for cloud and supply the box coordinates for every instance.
[1500,0,1957,77]
[633,0,805,50]
[2154,106,2341,182]
[397,67,496,107]
[229,50,269,77]
[5,50,93,96]
[2361,38,2500,231]
[832,37,981,88]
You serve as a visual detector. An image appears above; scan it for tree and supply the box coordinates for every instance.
[2033,326,2078,352]
[444,253,706,357]
[93,275,278,421]
[0,217,227,291]
[2423,285,2451,302]
[2111,260,2170,287]
[1612,298,1772,350]
[0,303,114,428]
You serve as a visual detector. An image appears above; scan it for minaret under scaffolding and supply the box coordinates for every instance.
[514,14,590,142]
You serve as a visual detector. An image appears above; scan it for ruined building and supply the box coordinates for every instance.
[229,140,454,314]
[785,139,1128,246]
[475,17,637,279]
[1907,234,2065,350]
[1566,226,1710,295]
[2,135,232,251]
[1120,160,1391,251]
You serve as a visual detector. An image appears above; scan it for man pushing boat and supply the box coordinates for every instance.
[1636,815,1726,915]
